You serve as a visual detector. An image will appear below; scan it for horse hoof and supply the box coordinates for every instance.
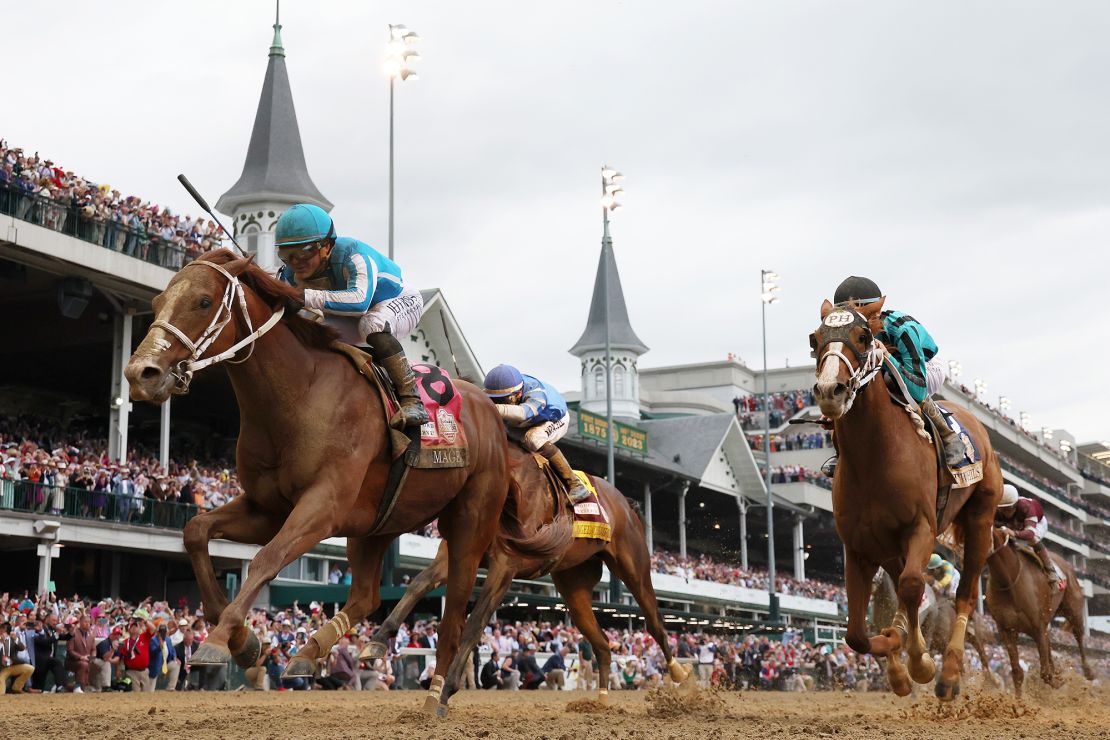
[935,679,960,702]
[359,640,387,661]
[282,656,316,679]
[909,654,936,685]
[435,704,449,719]
[232,631,262,670]
[189,642,232,666]
[597,691,610,706]
[887,662,912,697]
[422,694,441,716]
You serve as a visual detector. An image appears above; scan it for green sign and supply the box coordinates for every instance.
[578,409,648,455]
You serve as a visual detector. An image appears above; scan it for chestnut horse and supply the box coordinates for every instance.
[984,527,1094,695]
[362,455,688,715]
[811,298,1002,700]
[124,250,564,711]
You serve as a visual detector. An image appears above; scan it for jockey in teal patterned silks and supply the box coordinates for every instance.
[823,276,965,472]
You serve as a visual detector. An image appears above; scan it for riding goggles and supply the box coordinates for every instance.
[277,242,323,265]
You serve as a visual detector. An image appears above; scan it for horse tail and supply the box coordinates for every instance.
[497,477,574,561]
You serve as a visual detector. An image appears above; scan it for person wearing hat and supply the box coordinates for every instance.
[995,483,1062,584]
[925,553,960,600]
[481,364,590,502]
[274,203,429,429]
[121,610,156,691]
[820,276,966,477]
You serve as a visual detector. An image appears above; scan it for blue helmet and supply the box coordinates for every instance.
[483,364,524,398]
[275,204,335,247]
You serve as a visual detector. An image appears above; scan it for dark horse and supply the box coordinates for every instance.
[361,454,689,715]
[985,527,1094,695]
[812,298,1002,700]
[124,250,564,712]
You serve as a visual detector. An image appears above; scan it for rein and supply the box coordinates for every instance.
[986,530,1023,592]
[151,259,285,394]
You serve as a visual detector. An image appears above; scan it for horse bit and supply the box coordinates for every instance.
[150,259,285,394]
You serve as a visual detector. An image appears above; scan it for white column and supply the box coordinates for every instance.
[109,310,134,464]
[737,497,749,571]
[36,542,54,593]
[678,482,689,559]
[793,516,805,581]
[108,314,123,461]
[643,481,653,553]
[159,398,172,469]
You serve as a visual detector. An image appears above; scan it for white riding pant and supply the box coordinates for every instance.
[522,415,570,453]
[925,358,948,396]
[313,286,425,347]
[1028,517,1048,544]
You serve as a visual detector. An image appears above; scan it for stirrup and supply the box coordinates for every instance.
[821,456,837,478]
[392,398,430,429]
[567,483,591,503]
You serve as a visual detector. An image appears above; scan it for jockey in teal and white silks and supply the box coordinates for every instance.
[275,203,428,429]
[822,276,964,472]
[483,364,590,503]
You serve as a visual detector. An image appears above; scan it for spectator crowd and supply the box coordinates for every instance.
[0,138,221,268]
[649,551,847,606]
[734,389,816,431]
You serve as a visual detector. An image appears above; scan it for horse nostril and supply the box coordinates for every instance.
[140,366,162,381]
[833,383,847,397]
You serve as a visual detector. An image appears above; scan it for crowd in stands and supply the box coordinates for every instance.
[735,390,816,430]
[649,551,847,606]
[3,590,1102,696]
[0,415,243,522]
[748,430,833,453]
[0,138,220,268]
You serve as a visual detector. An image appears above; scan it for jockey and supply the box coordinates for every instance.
[820,276,964,477]
[925,553,960,599]
[995,483,1062,584]
[482,364,590,503]
[275,204,428,429]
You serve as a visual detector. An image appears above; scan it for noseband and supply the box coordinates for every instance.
[814,307,886,413]
[150,260,285,394]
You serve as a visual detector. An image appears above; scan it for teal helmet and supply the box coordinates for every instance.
[927,554,943,569]
[275,204,335,247]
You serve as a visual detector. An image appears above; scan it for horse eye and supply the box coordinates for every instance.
[199,297,212,309]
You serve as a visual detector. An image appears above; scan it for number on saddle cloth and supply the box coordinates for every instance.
[412,364,455,406]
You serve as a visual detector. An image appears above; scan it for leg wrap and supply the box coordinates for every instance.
[890,610,909,642]
[311,611,352,654]
[428,673,445,699]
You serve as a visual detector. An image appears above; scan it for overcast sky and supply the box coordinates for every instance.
[5,1,1108,441]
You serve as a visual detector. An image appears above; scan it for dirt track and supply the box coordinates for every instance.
[7,675,1106,740]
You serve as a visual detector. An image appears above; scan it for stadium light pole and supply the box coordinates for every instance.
[973,378,987,400]
[761,268,780,623]
[385,24,420,261]
[1019,411,1031,432]
[998,396,1011,415]
[600,165,624,484]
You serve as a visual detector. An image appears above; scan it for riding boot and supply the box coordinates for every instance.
[366,331,430,430]
[1033,541,1062,584]
[919,397,966,467]
[538,442,590,504]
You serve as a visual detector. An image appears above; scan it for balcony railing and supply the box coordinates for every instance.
[0,479,199,530]
[0,183,190,270]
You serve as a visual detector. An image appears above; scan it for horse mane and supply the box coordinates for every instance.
[195,249,340,351]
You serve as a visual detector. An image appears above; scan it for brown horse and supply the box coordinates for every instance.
[984,527,1094,695]
[362,452,689,714]
[123,249,564,712]
[812,298,1002,700]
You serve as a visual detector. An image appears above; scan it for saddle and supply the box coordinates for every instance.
[329,341,469,534]
[531,453,612,543]
[1011,540,1067,591]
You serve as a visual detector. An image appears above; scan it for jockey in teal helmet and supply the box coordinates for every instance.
[820,276,964,477]
[483,364,590,503]
[275,203,428,429]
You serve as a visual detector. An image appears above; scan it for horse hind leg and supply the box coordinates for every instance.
[1000,628,1024,697]
[552,560,612,704]
[1059,580,1095,681]
[364,541,449,662]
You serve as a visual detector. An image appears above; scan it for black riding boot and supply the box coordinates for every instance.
[539,443,590,503]
[366,331,430,430]
[920,398,966,467]
[1033,541,1062,583]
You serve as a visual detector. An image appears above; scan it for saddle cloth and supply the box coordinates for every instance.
[935,402,983,488]
[533,455,612,542]
[328,342,468,469]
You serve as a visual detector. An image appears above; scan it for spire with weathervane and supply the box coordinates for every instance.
[215,1,332,269]
[569,225,648,419]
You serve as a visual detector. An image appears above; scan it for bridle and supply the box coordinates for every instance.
[986,527,1022,592]
[150,259,285,394]
[812,306,886,413]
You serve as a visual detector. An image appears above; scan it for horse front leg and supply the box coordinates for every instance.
[362,541,449,663]
[190,491,335,668]
[182,496,280,667]
[898,524,937,687]
[843,548,879,655]
[284,534,390,679]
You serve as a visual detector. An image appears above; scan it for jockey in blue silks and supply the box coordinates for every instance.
[482,364,590,503]
[822,276,964,475]
[275,203,428,429]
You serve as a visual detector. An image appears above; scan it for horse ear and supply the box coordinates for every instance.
[858,296,886,318]
[226,253,255,276]
[820,299,834,319]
